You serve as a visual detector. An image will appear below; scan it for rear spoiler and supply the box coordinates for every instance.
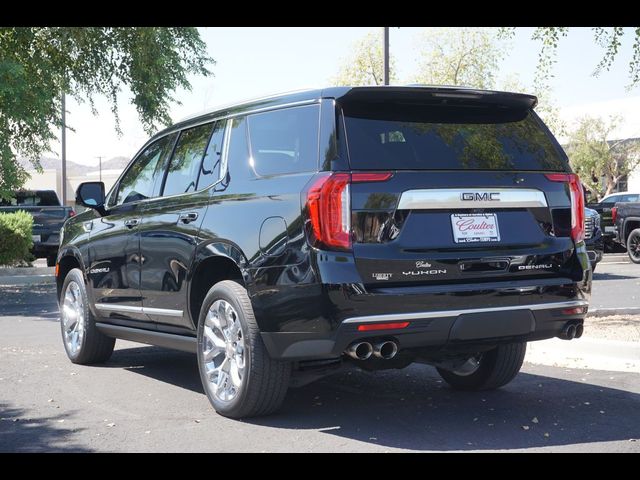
[326,86,538,110]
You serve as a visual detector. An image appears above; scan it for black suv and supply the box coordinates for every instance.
[57,86,591,418]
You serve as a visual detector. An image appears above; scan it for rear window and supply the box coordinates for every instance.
[0,191,60,206]
[342,103,568,171]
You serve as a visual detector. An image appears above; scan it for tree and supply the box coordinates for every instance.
[499,27,640,88]
[412,27,506,89]
[565,115,640,201]
[0,27,213,200]
[333,30,397,86]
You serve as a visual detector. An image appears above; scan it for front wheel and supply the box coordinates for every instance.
[197,280,291,418]
[437,342,526,391]
[60,268,115,364]
[627,229,640,264]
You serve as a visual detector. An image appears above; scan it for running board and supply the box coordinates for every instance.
[95,323,197,353]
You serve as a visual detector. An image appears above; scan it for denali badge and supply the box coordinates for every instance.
[402,269,447,276]
[89,267,110,274]
[373,273,392,281]
[518,264,553,270]
[416,261,432,268]
[461,192,500,202]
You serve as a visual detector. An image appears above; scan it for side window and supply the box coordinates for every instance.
[225,116,249,179]
[247,104,319,176]
[603,195,620,206]
[197,122,225,189]
[115,135,175,206]
[163,123,214,197]
[622,194,639,202]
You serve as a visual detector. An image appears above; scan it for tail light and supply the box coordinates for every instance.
[69,209,76,217]
[305,172,392,251]
[545,173,585,243]
[611,206,618,224]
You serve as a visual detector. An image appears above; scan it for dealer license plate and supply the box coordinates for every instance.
[451,213,500,243]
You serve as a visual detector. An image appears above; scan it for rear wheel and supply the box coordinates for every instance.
[437,342,526,391]
[197,280,291,418]
[627,229,640,264]
[60,268,115,364]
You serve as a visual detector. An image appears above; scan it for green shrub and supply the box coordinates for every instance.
[0,211,33,266]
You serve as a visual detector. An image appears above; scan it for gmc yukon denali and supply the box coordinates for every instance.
[56,86,591,418]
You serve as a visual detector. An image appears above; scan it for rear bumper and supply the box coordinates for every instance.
[261,299,589,360]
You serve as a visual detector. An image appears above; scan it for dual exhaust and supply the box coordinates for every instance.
[346,340,398,360]
[560,322,584,340]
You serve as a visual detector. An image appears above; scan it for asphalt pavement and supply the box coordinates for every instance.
[0,281,639,452]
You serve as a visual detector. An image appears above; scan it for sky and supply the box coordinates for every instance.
[53,27,640,168]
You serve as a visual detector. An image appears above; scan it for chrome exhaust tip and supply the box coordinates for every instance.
[560,323,577,340]
[346,342,373,360]
[574,323,584,339]
[373,340,398,360]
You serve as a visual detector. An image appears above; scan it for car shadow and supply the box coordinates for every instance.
[0,403,92,452]
[103,346,640,451]
[592,272,637,281]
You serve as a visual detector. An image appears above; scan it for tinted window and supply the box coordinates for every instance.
[116,135,175,205]
[0,191,60,206]
[622,194,639,202]
[226,116,249,178]
[197,122,225,189]
[247,105,319,176]
[602,195,621,205]
[342,103,568,171]
[163,123,214,197]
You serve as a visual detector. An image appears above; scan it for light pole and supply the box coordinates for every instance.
[96,156,103,183]
[61,93,67,205]
[383,27,390,86]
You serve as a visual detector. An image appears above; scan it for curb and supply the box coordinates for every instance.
[526,337,640,372]
[0,267,54,276]
[588,307,640,317]
[0,274,55,287]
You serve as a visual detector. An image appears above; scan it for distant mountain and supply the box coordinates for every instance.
[18,156,130,176]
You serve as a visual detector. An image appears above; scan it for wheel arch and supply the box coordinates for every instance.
[623,217,640,246]
[188,240,253,330]
[56,246,86,300]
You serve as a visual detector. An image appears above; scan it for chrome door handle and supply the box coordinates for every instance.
[178,212,198,224]
[124,218,140,228]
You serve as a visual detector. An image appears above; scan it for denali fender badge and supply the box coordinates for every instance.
[518,264,553,270]
[372,273,392,280]
[416,261,432,268]
[89,267,110,274]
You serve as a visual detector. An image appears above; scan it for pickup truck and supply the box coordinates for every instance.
[0,190,75,266]
[613,202,640,264]
[588,192,640,250]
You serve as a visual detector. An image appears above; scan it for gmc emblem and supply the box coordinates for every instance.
[461,192,500,201]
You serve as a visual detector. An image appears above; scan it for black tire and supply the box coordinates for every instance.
[197,280,291,418]
[60,268,115,364]
[46,255,56,267]
[437,342,526,391]
[627,228,640,264]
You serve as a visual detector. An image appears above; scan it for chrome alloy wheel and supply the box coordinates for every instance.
[201,300,246,402]
[452,355,482,376]
[62,280,85,356]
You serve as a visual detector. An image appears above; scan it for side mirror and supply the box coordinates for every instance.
[75,182,107,215]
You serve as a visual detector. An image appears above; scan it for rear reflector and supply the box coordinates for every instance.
[562,307,587,315]
[351,172,393,183]
[357,321,410,331]
[545,173,585,243]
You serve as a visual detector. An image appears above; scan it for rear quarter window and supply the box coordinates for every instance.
[247,104,320,176]
[342,102,568,172]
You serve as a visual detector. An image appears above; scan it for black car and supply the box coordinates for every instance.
[0,190,75,266]
[588,192,640,250]
[613,201,640,263]
[56,86,591,418]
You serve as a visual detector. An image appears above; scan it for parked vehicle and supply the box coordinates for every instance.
[588,192,640,251]
[0,190,75,266]
[584,207,603,271]
[613,201,640,263]
[56,86,591,418]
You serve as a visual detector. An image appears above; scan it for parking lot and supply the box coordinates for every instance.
[1,256,639,452]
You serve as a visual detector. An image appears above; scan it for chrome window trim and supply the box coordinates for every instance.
[95,303,183,318]
[342,300,589,324]
[397,188,549,210]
